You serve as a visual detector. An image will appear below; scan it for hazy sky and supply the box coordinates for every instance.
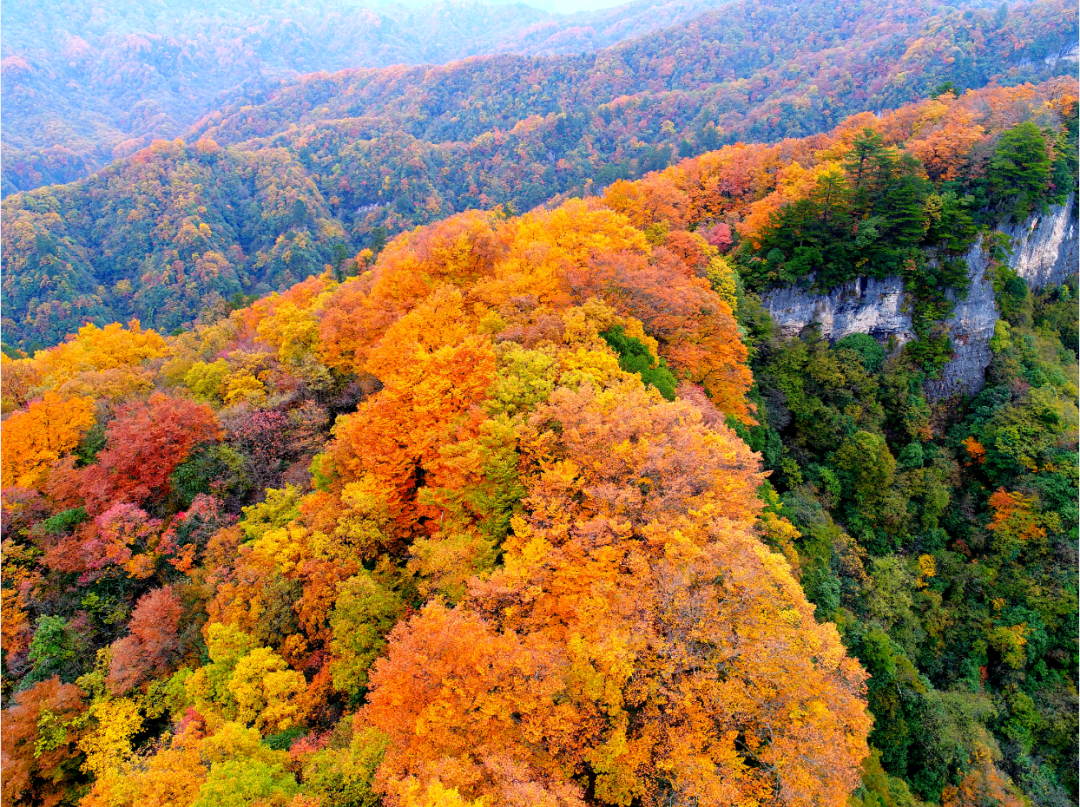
[525,0,633,11]
[393,0,638,14]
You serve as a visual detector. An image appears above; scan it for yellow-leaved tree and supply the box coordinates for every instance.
[1,391,96,488]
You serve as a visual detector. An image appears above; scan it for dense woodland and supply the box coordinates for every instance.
[191,0,1076,151]
[2,62,1078,805]
[2,0,1078,350]
[1,0,737,193]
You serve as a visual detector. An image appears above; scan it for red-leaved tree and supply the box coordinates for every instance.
[1,678,87,807]
[107,586,184,694]
[81,394,220,513]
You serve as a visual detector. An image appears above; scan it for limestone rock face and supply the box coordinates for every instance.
[760,194,1078,400]
[1001,194,1079,289]
[923,238,996,401]
[761,275,914,344]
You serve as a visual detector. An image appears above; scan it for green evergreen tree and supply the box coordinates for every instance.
[988,121,1051,220]
[884,157,930,245]
[844,128,891,216]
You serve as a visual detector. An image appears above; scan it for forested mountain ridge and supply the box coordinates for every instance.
[188,0,1077,224]
[3,10,1079,804]
[2,57,1078,807]
[1,0,735,194]
[192,0,1077,149]
[2,0,1077,352]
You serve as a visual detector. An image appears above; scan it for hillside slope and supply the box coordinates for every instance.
[2,128,880,806]
[1,0,734,192]
[3,0,1076,350]
[192,0,1077,149]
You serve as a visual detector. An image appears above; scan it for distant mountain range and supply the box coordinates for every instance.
[2,0,1076,349]
[1,0,736,192]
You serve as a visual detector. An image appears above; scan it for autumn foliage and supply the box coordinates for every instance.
[0,155,865,804]
[4,0,1076,347]
[1,392,95,488]
[2,74,1077,807]
[80,394,221,514]
[107,586,184,695]
[364,380,870,806]
[1,678,87,807]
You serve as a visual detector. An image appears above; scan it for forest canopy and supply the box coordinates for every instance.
[2,75,1076,351]
[2,74,1077,801]
[1,4,1078,806]
[2,183,875,807]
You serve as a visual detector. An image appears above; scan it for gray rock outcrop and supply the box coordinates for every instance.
[760,194,1078,399]
[922,238,996,400]
[760,274,914,345]
[1000,194,1079,289]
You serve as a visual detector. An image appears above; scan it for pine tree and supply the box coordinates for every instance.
[988,122,1051,220]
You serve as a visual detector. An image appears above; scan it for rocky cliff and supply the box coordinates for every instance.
[760,194,1078,399]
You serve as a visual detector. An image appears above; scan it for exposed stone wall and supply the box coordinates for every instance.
[923,238,996,400]
[760,275,914,344]
[760,194,1078,400]
[1001,193,1079,288]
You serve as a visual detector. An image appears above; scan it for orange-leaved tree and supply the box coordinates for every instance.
[107,586,185,694]
[1,391,96,489]
[363,376,871,807]
[1,677,88,807]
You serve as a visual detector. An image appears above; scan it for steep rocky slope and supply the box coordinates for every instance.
[762,195,1079,398]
